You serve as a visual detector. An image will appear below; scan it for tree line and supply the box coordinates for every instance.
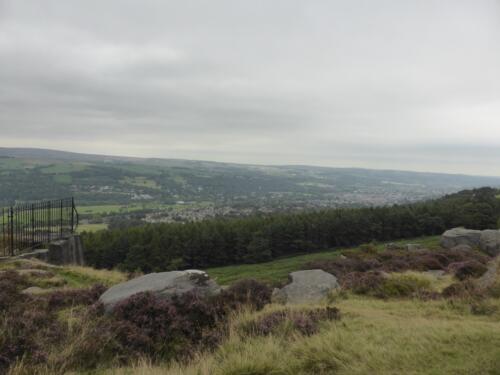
[82,187,500,272]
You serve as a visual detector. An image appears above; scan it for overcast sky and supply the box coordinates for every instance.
[1,1,499,175]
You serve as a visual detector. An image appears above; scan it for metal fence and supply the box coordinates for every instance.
[1,198,78,257]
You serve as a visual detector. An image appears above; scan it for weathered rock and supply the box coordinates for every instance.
[271,269,339,304]
[48,235,85,265]
[99,269,221,312]
[21,286,47,295]
[441,228,500,256]
[479,230,500,256]
[441,228,482,249]
[451,244,473,252]
[405,244,424,251]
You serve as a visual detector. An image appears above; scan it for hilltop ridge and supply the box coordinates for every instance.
[2,148,500,211]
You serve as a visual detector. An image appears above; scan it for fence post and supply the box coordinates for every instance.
[71,197,75,232]
[9,207,14,256]
[31,203,35,248]
[2,208,5,256]
[47,201,51,243]
[60,200,63,237]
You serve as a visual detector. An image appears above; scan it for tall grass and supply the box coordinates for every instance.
[99,294,500,375]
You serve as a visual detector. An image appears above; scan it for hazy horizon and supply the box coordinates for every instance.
[3,145,500,179]
[1,1,500,175]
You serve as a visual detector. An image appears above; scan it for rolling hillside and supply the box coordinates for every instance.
[2,148,500,212]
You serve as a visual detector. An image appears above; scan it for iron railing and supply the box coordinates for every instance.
[0,198,78,257]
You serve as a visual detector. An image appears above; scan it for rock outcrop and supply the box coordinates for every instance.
[479,230,500,256]
[272,269,339,304]
[441,228,500,256]
[441,228,482,249]
[99,269,221,312]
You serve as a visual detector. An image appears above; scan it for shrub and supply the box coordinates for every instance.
[305,247,491,284]
[45,284,107,309]
[1,275,275,373]
[0,277,112,373]
[377,275,432,298]
[359,243,378,255]
[343,272,432,299]
[442,280,479,299]
[0,271,29,311]
[242,307,340,337]
[100,291,229,362]
[470,300,498,316]
[447,261,488,281]
[306,257,381,280]
[341,271,385,295]
[487,283,500,298]
[411,254,444,271]
[218,279,272,311]
[0,299,65,371]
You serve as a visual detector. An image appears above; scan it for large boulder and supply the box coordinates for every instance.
[99,269,221,312]
[479,230,500,256]
[441,228,482,249]
[441,228,500,256]
[272,269,339,304]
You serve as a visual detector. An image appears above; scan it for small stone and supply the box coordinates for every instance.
[21,286,47,295]
[405,244,424,251]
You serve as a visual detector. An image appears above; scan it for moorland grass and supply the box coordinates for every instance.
[207,236,441,285]
[4,235,500,375]
[52,266,127,288]
[98,294,500,375]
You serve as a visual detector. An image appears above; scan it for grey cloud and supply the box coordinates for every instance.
[1,0,500,175]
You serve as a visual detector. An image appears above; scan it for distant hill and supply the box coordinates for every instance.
[1,147,500,209]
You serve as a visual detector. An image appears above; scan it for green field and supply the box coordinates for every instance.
[0,158,27,170]
[77,204,155,215]
[53,174,72,184]
[207,236,441,285]
[40,163,88,174]
[77,201,213,216]
[122,176,160,189]
[78,205,128,215]
[76,223,108,233]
